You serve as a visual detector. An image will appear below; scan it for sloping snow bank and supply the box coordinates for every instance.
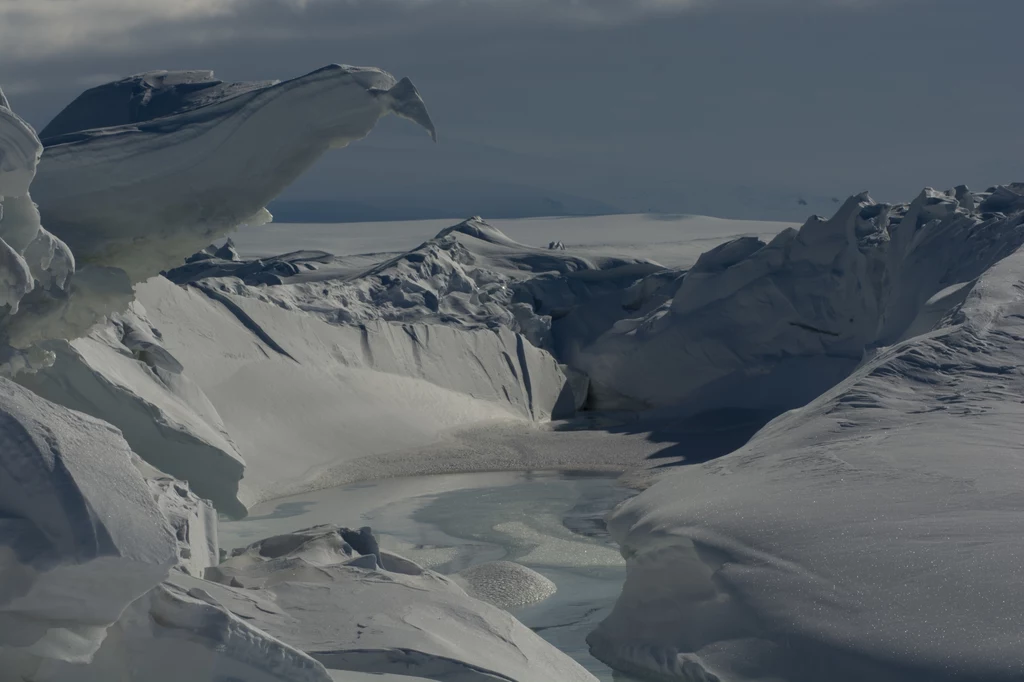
[578,185,1024,413]
[32,67,435,282]
[589,242,1024,680]
[0,377,177,674]
[33,581,336,682]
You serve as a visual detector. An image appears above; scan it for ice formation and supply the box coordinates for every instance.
[0,89,80,375]
[23,217,669,512]
[454,560,558,609]
[32,66,435,282]
[590,187,1024,681]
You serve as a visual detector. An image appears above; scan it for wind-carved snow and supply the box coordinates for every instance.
[589,185,1024,682]
[31,66,435,282]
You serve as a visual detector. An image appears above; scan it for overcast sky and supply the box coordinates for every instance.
[1,0,1021,220]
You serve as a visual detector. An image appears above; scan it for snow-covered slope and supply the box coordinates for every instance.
[589,193,1024,681]
[32,66,434,282]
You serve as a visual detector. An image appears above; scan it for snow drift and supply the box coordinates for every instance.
[589,186,1024,681]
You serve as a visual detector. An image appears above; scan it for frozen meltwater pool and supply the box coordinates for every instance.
[219,471,646,681]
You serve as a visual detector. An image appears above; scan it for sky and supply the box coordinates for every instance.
[1,0,1022,221]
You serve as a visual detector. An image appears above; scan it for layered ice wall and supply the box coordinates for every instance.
[590,187,1024,682]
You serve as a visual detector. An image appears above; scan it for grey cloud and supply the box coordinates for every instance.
[0,0,904,61]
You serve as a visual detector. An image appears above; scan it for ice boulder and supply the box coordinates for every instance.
[32,66,435,282]
[200,525,598,681]
[578,185,1024,413]
[0,377,177,670]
